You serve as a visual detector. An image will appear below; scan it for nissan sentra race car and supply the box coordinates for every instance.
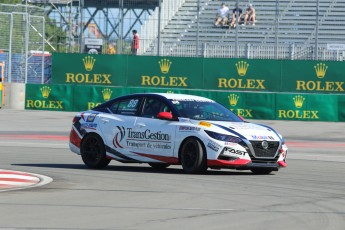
[69,93,287,174]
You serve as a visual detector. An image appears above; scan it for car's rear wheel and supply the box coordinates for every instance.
[251,168,273,175]
[180,138,207,174]
[148,163,170,170]
[81,133,110,169]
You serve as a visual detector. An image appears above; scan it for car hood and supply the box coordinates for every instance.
[193,120,281,142]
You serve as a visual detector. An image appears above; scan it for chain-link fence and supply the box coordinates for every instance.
[0,4,48,83]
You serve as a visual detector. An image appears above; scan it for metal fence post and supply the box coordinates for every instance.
[290,43,295,60]
[196,0,200,57]
[8,13,13,83]
[235,0,239,58]
[25,13,29,84]
[315,0,319,60]
[41,16,45,84]
[157,0,162,56]
[274,1,279,59]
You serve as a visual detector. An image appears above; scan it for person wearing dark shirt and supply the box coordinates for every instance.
[230,3,243,28]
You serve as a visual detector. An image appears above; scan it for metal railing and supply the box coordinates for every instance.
[160,42,344,61]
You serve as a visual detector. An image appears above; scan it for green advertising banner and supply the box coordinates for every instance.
[203,58,282,92]
[275,93,339,121]
[52,54,345,94]
[25,84,345,122]
[52,53,127,86]
[25,84,72,111]
[215,92,276,120]
[126,55,204,89]
[281,60,345,94]
[72,85,129,111]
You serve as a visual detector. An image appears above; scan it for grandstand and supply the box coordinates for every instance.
[142,0,345,60]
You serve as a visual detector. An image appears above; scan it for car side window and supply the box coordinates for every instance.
[142,98,171,119]
[110,98,141,116]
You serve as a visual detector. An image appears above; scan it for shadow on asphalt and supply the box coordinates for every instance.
[11,163,258,176]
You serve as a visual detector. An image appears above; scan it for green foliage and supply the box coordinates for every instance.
[0,0,22,4]
[0,1,68,53]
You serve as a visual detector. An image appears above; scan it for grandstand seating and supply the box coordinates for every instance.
[143,0,345,59]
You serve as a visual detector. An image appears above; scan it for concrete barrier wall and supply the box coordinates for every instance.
[2,83,25,110]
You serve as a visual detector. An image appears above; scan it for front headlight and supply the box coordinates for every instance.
[205,130,242,143]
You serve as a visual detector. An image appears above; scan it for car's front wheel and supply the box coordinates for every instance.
[180,138,207,174]
[81,133,110,169]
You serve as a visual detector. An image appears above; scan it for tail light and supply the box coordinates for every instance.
[72,116,81,124]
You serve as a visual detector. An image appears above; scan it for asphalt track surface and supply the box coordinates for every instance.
[0,109,344,230]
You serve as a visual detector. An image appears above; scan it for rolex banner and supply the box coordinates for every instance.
[25,84,72,111]
[52,53,127,86]
[52,54,345,94]
[25,84,345,121]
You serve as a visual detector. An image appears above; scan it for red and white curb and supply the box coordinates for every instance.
[0,169,53,192]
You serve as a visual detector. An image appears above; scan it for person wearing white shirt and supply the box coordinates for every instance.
[215,3,230,27]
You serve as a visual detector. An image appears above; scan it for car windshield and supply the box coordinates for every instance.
[170,99,243,122]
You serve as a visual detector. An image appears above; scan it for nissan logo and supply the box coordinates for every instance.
[261,141,269,149]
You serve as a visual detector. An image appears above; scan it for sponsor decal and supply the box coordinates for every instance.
[228,94,253,118]
[141,58,188,87]
[179,126,201,132]
[224,142,237,146]
[223,148,246,156]
[86,113,98,122]
[278,95,319,119]
[251,135,275,140]
[199,121,212,127]
[296,63,344,92]
[207,140,221,152]
[218,60,266,90]
[66,56,112,84]
[81,123,97,130]
[127,128,170,141]
[113,126,172,150]
[87,88,113,110]
[113,126,126,148]
[26,86,64,110]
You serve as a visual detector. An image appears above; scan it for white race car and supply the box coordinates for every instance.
[69,93,287,174]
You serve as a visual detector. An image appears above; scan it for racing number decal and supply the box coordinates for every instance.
[127,99,139,108]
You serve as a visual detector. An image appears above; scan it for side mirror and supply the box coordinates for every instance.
[157,112,173,120]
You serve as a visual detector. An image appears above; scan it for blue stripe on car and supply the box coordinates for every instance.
[211,123,247,140]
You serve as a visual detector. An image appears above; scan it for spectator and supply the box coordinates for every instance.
[107,42,116,54]
[244,4,256,25]
[131,30,139,55]
[214,3,229,27]
[230,3,243,28]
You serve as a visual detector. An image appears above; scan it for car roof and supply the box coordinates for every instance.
[147,93,215,102]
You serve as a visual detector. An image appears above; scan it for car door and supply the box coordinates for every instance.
[98,96,143,159]
[131,96,177,159]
